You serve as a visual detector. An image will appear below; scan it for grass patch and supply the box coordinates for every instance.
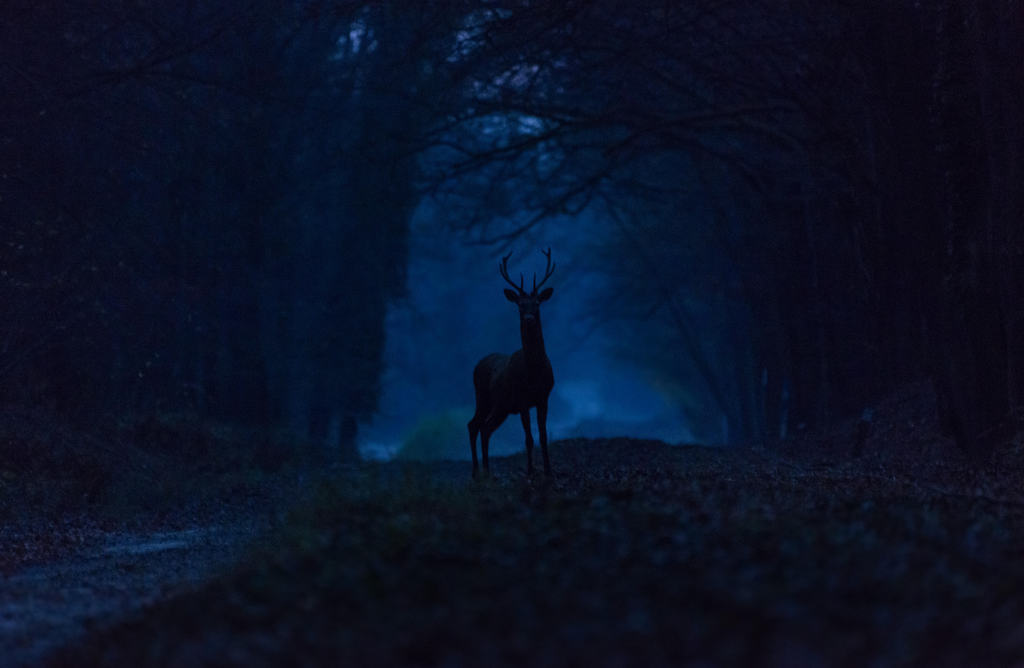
[396,409,472,461]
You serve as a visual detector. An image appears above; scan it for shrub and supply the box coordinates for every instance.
[397,410,471,461]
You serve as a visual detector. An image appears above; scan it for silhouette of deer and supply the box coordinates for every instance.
[468,248,556,477]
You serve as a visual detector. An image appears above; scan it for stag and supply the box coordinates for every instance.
[468,249,556,477]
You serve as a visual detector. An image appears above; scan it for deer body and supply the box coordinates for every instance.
[468,250,556,477]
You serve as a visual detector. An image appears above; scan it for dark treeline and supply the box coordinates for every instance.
[2,1,1021,454]
[1,2,445,453]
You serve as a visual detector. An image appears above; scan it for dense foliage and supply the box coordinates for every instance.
[1,3,437,450]
[2,0,1021,454]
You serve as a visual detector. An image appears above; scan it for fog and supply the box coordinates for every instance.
[360,206,695,460]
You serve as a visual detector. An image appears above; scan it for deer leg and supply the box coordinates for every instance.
[520,410,534,474]
[537,399,551,475]
[480,412,507,476]
[480,429,491,474]
[467,417,480,477]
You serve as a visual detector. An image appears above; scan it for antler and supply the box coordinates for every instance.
[499,251,526,294]
[501,249,555,295]
[532,248,556,293]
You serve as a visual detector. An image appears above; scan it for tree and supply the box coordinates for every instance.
[418,0,1024,450]
[0,1,467,457]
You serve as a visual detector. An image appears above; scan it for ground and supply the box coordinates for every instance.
[1,523,263,666]
[4,383,1024,666]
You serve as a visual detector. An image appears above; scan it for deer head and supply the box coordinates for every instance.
[499,248,555,325]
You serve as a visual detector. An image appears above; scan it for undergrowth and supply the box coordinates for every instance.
[0,408,316,528]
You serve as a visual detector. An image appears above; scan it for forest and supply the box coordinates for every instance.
[2,1,1024,665]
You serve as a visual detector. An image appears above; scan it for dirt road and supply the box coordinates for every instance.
[1,523,264,667]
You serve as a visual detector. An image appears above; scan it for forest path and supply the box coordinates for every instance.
[1,522,265,667]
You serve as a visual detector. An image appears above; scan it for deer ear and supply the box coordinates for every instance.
[537,287,553,302]
[504,289,519,303]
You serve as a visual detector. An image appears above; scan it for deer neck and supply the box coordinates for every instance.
[520,316,547,366]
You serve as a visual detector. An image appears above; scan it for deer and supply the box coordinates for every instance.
[468,248,556,478]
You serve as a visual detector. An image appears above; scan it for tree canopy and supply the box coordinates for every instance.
[2,0,1021,452]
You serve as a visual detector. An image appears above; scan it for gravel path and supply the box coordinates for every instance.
[1,523,264,667]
